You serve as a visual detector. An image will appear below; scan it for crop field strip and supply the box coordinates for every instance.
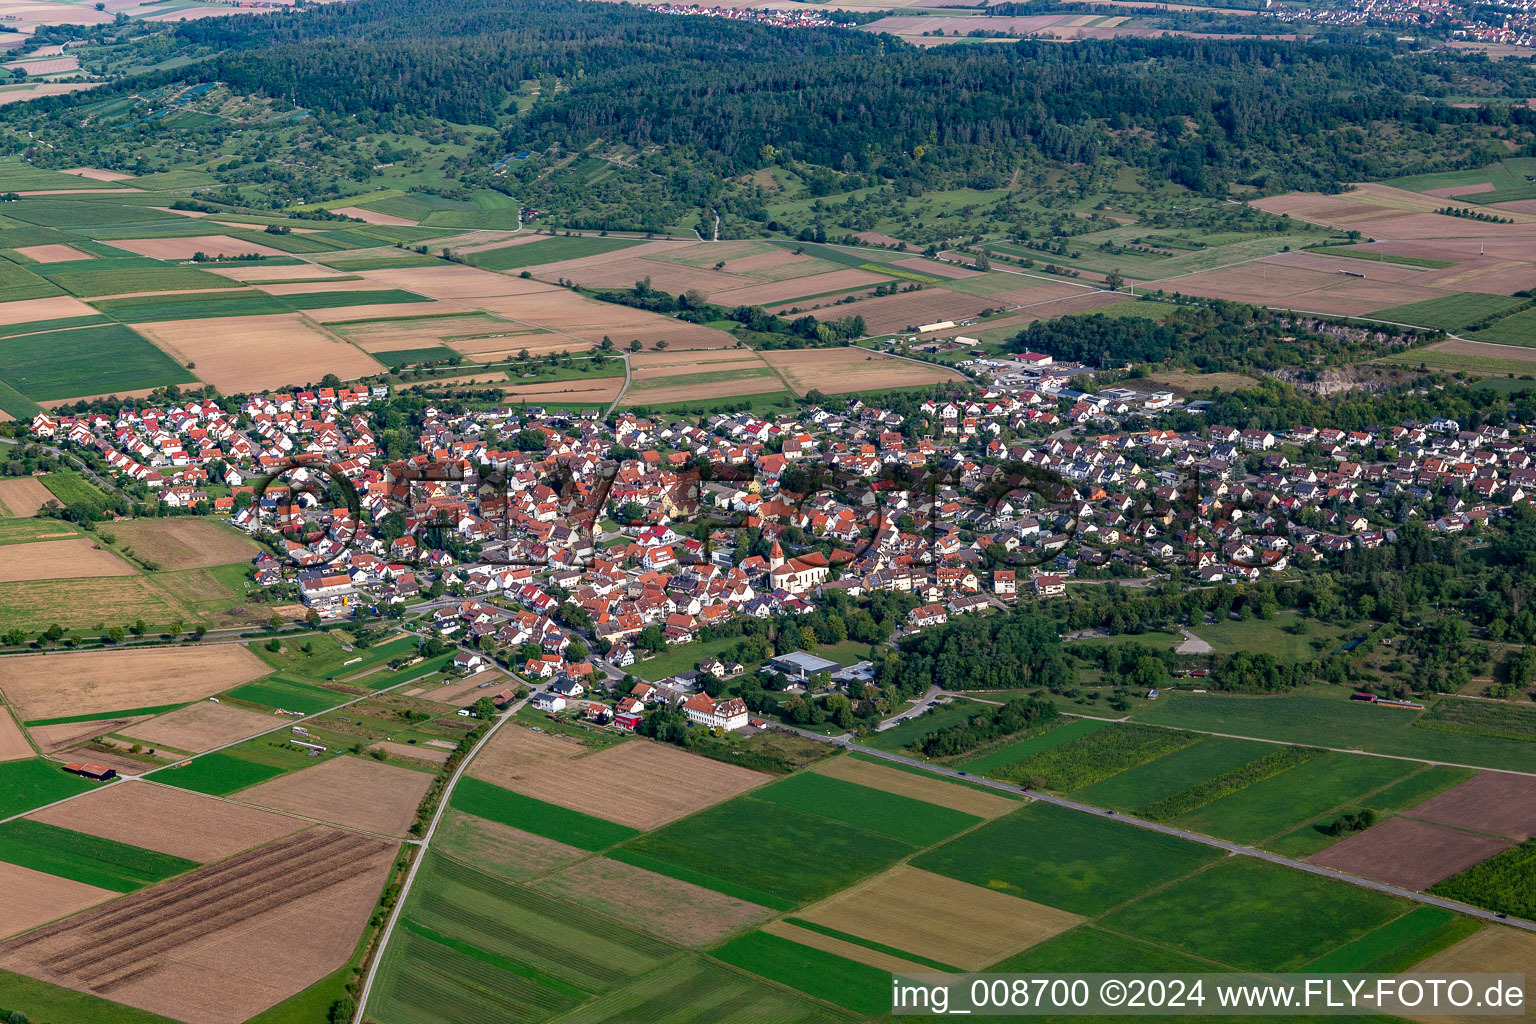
[0,819,197,892]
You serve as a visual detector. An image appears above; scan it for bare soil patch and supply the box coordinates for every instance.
[204,264,345,282]
[109,235,288,260]
[105,519,262,570]
[0,708,32,760]
[629,350,767,379]
[0,827,395,1024]
[504,379,624,404]
[620,375,785,405]
[0,296,99,325]
[122,701,275,753]
[797,865,1083,970]
[136,314,384,393]
[27,715,149,753]
[533,857,774,944]
[0,538,133,583]
[332,206,417,225]
[1409,771,1536,840]
[892,257,981,279]
[760,348,962,396]
[0,645,269,722]
[0,861,115,940]
[470,727,767,829]
[1152,260,1444,315]
[813,756,1016,817]
[1407,927,1536,1024]
[415,669,508,707]
[235,755,432,836]
[14,244,92,264]
[1307,816,1512,889]
[829,287,1015,334]
[0,477,55,517]
[307,300,463,324]
[1424,183,1496,199]
[1427,339,1536,365]
[29,780,302,861]
[59,167,131,182]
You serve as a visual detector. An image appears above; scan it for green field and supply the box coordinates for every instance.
[1430,838,1536,920]
[994,924,1215,973]
[1132,688,1535,772]
[450,776,638,851]
[0,758,100,818]
[0,819,197,891]
[862,698,994,752]
[1190,615,1348,662]
[1172,751,1415,844]
[1073,736,1274,812]
[750,771,980,846]
[1467,306,1536,347]
[1370,293,1530,333]
[92,289,289,322]
[1303,907,1480,973]
[225,676,348,715]
[398,853,675,996]
[0,260,64,302]
[994,722,1201,791]
[0,323,195,401]
[958,717,1109,773]
[551,955,849,1024]
[38,262,234,298]
[912,802,1221,915]
[1101,857,1408,971]
[1417,696,1536,743]
[40,470,110,515]
[709,930,891,1018]
[620,794,913,907]
[152,750,287,795]
[1264,763,1477,859]
[281,288,426,310]
[469,235,642,271]
[1388,158,1536,195]
[1309,246,1454,269]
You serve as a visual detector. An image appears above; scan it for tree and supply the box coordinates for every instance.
[326,997,355,1024]
[628,339,643,353]
[1105,268,1124,292]
[474,696,497,719]
[106,626,126,644]
[639,624,665,652]
[268,613,283,630]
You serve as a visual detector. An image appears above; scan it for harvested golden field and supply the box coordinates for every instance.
[135,314,384,393]
[762,919,931,973]
[1407,927,1534,1024]
[1427,339,1536,364]
[892,256,981,279]
[0,707,32,760]
[60,167,131,181]
[434,810,584,882]
[108,235,288,260]
[760,347,962,395]
[27,715,149,754]
[0,296,99,325]
[0,644,269,722]
[121,701,275,753]
[504,378,624,405]
[628,349,767,377]
[0,828,396,1024]
[827,286,1013,334]
[0,538,134,583]
[470,727,767,829]
[533,857,775,944]
[29,781,302,862]
[370,740,450,765]
[306,300,462,324]
[1150,259,1446,316]
[707,267,886,307]
[449,330,588,361]
[796,865,1084,970]
[0,861,115,940]
[335,313,521,353]
[104,519,262,571]
[0,576,188,634]
[235,755,432,836]
[14,243,92,263]
[204,264,347,282]
[0,477,55,517]
[812,755,1017,817]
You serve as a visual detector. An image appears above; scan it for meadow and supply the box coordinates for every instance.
[224,676,350,716]
[551,956,847,1024]
[749,771,981,846]
[1172,751,1416,844]
[709,931,890,1018]
[449,776,639,851]
[1100,857,1408,971]
[1072,735,1274,812]
[0,323,194,401]
[911,802,1221,915]
[470,235,642,271]
[0,758,98,818]
[1370,293,1529,332]
[1466,306,1536,347]
[618,794,913,907]
[993,722,1201,790]
[152,750,287,796]
[1303,906,1480,973]
[0,819,196,892]
[958,718,1109,773]
[1132,688,1536,772]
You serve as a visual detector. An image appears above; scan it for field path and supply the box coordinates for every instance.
[604,353,632,418]
[351,682,545,1024]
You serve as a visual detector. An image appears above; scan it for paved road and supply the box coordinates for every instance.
[779,728,1536,934]
[352,683,544,1024]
